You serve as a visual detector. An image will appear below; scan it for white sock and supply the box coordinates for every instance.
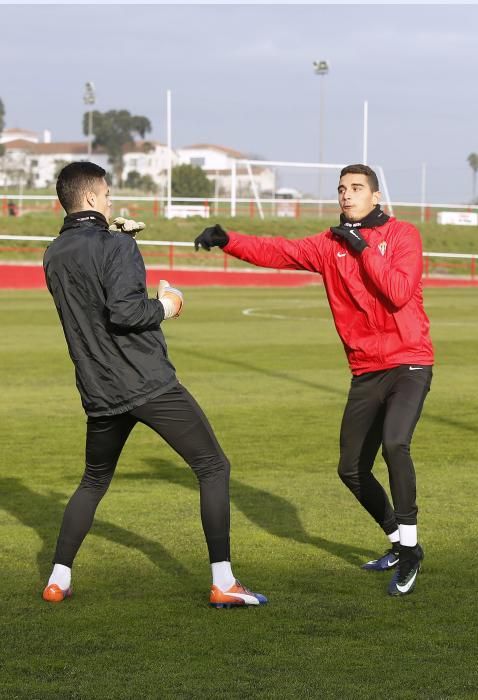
[387,529,400,545]
[399,524,418,547]
[211,561,235,592]
[48,563,71,590]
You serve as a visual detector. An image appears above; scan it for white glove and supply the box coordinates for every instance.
[109,216,145,237]
[157,279,184,319]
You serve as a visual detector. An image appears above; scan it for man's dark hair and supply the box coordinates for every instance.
[340,164,379,193]
[56,161,106,213]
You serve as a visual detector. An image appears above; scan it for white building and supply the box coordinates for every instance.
[177,144,276,196]
[122,141,178,193]
[0,135,174,189]
[0,130,275,195]
[0,139,110,188]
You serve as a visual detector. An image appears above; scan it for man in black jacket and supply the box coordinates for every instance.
[42,162,266,609]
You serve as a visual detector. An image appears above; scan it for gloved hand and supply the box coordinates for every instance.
[330,225,369,254]
[194,224,229,251]
[156,279,184,319]
[109,216,145,237]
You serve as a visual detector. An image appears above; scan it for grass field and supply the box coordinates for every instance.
[0,286,477,699]
[1,212,478,258]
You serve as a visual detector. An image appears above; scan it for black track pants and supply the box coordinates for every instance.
[338,365,432,531]
[53,383,231,567]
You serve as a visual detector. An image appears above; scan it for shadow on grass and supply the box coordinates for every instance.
[117,458,374,568]
[175,345,344,397]
[422,411,475,434]
[176,348,475,434]
[0,477,188,581]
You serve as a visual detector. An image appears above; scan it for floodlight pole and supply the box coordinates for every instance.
[421,162,427,223]
[83,81,96,158]
[231,160,237,217]
[313,60,329,218]
[88,111,93,157]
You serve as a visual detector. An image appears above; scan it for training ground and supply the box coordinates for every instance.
[0,284,476,699]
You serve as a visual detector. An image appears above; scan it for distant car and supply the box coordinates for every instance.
[274,187,302,200]
[274,188,302,217]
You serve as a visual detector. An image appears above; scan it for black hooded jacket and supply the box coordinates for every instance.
[43,211,177,416]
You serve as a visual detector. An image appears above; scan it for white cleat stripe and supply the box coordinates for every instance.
[224,592,260,605]
[396,570,418,593]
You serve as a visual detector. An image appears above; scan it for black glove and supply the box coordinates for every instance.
[194,224,229,251]
[330,225,369,254]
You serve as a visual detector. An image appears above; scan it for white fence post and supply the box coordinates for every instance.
[231,160,237,217]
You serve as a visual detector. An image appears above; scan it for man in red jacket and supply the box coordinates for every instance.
[194,164,434,597]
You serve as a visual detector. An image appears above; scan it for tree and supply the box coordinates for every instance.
[124,170,142,190]
[467,153,478,200]
[124,170,157,193]
[0,98,5,156]
[171,163,214,199]
[83,109,152,184]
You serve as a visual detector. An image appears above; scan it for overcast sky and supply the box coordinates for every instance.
[1,4,477,204]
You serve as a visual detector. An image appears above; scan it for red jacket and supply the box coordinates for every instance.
[224,218,434,375]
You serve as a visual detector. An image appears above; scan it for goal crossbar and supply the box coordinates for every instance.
[233,159,394,219]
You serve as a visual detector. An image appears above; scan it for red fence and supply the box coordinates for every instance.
[0,238,477,289]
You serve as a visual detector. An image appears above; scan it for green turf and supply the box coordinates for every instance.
[0,287,477,699]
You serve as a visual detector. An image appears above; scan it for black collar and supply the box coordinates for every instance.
[339,204,390,229]
[59,210,109,235]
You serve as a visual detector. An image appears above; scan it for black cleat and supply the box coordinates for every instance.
[388,544,424,596]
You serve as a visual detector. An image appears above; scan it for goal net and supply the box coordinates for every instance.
[230,159,393,220]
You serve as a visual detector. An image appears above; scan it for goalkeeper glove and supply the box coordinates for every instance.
[330,224,369,254]
[194,224,229,251]
[157,279,184,319]
[109,216,145,237]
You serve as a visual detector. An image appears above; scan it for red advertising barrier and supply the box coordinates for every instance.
[0,264,47,289]
[0,264,321,289]
[1,264,477,290]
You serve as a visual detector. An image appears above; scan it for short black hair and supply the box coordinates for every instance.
[56,161,106,213]
[339,164,379,193]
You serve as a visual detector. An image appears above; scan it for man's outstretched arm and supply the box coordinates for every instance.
[195,224,325,273]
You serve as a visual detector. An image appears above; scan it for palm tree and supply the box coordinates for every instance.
[467,153,478,201]
[0,98,5,156]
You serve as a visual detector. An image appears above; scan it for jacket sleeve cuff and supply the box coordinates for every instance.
[223,230,241,253]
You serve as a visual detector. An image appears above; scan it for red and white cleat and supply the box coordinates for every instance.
[209,580,268,609]
[42,584,72,603]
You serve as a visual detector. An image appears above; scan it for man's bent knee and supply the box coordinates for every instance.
[382,440,410,464]
[338,458,357,488]
[191,455,230,482]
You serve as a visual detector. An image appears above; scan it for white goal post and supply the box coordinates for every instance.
[231,159,394,220]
